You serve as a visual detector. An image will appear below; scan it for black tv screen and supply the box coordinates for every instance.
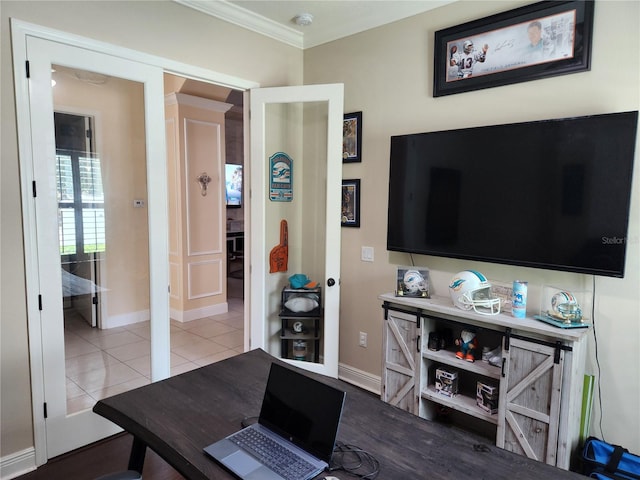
[387,111,638,278]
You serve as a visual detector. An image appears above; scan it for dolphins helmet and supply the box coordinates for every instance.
[551,291,582,321]
[463,40,474,53]
[403,269,428,294]
[449,270,501,315]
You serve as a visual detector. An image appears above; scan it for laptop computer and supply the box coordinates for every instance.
[204,362,346,480]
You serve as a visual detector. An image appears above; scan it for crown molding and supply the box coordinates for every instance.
[174,0,304,49]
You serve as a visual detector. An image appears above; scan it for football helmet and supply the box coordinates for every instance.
[403,269,428,295]
[449,270,501,315]
[550,291,582,322]
[463,40,474,53]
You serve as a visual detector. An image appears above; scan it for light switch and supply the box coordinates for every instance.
[361,246,374,262]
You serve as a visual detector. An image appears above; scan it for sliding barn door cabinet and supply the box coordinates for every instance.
[380,293,589,470]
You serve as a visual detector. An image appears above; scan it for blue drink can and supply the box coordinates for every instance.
[512,281,528,318]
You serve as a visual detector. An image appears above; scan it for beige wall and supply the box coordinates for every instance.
[2,0,639,469]
[1,0,302,461]
[305,0,640,452]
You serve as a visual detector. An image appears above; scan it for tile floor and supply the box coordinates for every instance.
[64,278,244,414]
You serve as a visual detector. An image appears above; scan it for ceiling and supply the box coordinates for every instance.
[175,0,455,49]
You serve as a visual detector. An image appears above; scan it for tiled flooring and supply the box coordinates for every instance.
[64,278,244,414]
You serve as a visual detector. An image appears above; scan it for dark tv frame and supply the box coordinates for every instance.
[386,111,638,278]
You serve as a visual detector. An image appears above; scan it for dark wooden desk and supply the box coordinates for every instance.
[94,349,584,479]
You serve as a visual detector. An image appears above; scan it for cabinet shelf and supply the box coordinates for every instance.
[421,385,499,425]
[380,292,589,470]
[422,349,501,380]
[280,286,322,363]
[280,328,320,340]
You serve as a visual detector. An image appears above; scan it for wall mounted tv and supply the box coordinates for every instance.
[225,163,243,207]
[387,111,638,278]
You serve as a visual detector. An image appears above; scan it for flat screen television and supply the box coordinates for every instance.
[225,163,243,207]
[387,111,638,278]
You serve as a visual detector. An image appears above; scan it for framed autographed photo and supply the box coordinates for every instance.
[341,179,360,227]
[434,0,594,97]
[343,112,362,163]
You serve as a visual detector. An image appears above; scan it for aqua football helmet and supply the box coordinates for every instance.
[449,270,501,315]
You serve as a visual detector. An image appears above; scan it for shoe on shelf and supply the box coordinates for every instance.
[465,353,475,362]
[483,345,501,363]
[488,348,502,367]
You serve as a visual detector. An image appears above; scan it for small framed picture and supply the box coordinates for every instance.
[343,111,362,163]
[396,267,430,298]
[341,179,360,227]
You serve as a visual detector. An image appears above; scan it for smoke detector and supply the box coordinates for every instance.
[293,13,314,26]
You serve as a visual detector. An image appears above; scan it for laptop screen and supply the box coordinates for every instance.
[259,363,346,463]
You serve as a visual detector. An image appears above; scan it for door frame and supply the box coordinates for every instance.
[11,19,259,466]
[249,84,344,378]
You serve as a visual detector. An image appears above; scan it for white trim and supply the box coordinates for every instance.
[10,19,259,91]
[187,259,224,299]
[0,448,36,480]
[338,363,382,396]
[165,92,233,113]
[174,0,303,49]
[101,309,150,330]
[170,302,228,323]
[184,118,224,257]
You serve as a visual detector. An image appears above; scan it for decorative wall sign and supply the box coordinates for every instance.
[269,152,293,202]
[341,179,360,227]
[342,111,362,163]
[433,0,594,97]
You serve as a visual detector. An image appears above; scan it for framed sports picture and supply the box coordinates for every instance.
[396,267,430,298]
[341,179,360,227]
[342,112,362,163]
[433,0,594,97]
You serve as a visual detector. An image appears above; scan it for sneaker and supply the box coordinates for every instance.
[465,353,475,362]
[488,348,502,367]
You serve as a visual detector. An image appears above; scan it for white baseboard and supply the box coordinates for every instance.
[338,362,381,396]
[171,302,229,323]
[0,447,36,480]
[101,309,150,329]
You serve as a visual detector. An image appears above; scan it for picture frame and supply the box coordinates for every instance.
[396,266,430,298]
[342,111,362,163]
[433,0,594,97]
[341,179,360,227]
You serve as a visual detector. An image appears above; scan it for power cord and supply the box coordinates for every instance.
[591,275,605,442]
[328,441,380,479]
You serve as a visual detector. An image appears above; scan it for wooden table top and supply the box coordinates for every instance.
[94,348,585,479]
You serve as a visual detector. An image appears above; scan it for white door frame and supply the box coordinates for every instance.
[11,18,258,466]
[249,84,344,378]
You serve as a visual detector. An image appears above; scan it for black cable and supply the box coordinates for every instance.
[329,442,380,479]
[591,275,605,442]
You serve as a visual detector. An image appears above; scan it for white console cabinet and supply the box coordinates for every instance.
[380,293,589,470]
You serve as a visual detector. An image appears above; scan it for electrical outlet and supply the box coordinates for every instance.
[359,331,368,348]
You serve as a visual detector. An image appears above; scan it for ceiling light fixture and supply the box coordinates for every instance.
[293,13,313,27]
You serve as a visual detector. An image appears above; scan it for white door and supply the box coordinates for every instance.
[14,34,170,460]
[249,84,343,377]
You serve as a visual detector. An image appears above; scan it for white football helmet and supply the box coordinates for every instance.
[449,270,501,315]
[551,291,582,321]
[403,269,428,294]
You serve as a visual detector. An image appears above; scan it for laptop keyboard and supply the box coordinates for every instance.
[232,427,317,480]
